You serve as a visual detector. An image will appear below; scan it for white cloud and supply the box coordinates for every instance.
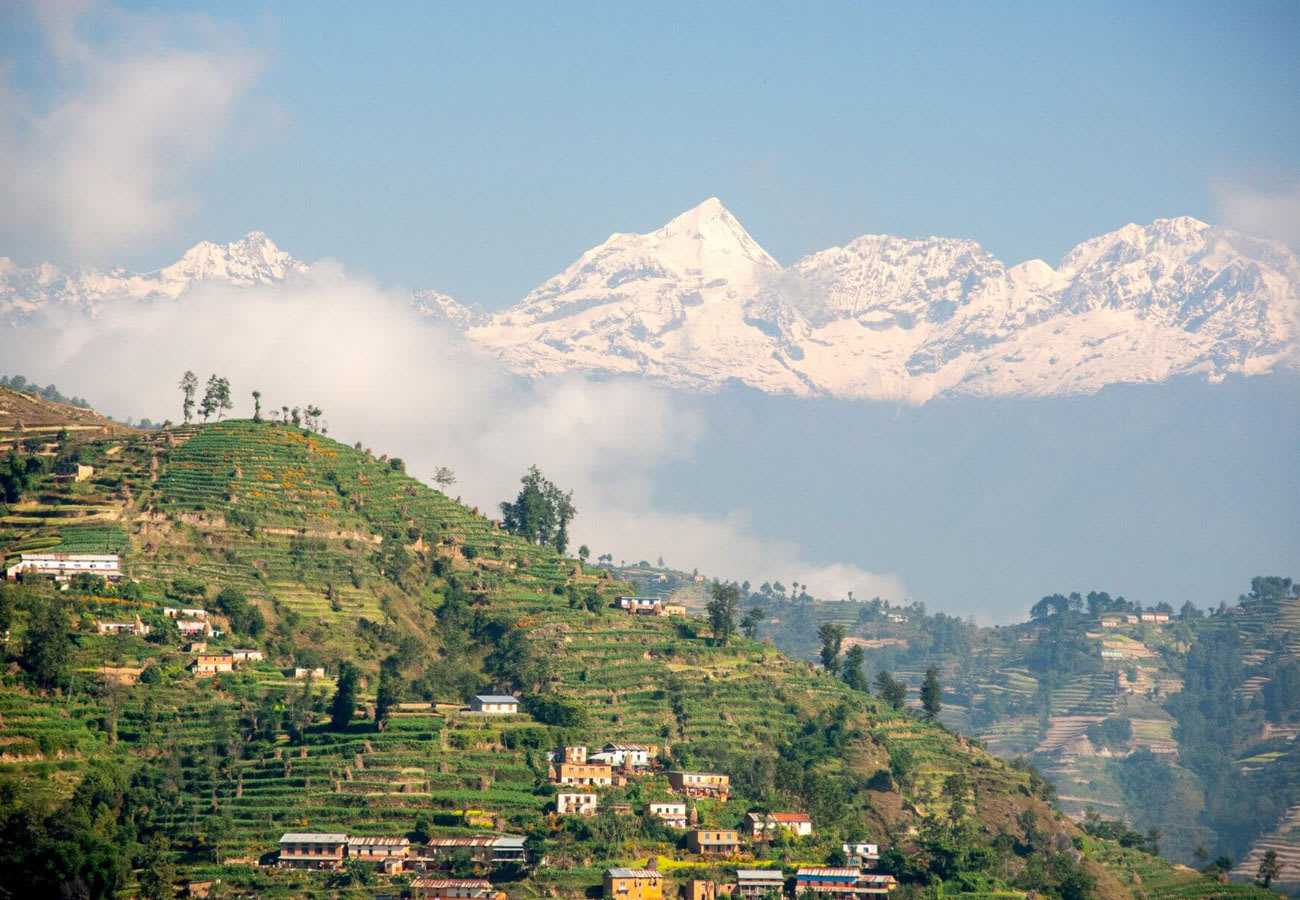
[5,270,906,602]
[1214,179,1300,250]
[0,2,260,260]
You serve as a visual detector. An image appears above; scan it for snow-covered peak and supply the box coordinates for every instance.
[468,211,1298,402]
[160,231,307,286]
[1,232,311,321]
[413,288,487,328]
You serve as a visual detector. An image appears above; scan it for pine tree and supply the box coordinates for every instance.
[921,666,943,719]
[330,662,360,731]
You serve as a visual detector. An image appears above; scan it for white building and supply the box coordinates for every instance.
[231,648,263,662]
[648,801,688,828]
[844,842,881,867]
[590,742,654,768]
[469,694,519,714]
[556,792,599,816]
[7,553,122,582]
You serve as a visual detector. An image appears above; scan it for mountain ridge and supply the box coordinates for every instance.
[4,204,1296,404]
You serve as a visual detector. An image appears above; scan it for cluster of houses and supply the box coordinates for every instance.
[617,596,687,618]
[603,853,895,899]
[6,552,122,583]
[1099,611,1170,628]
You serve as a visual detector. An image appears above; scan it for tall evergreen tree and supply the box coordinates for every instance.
[706,581,739,644]
[817,623,845,673]
[375,659,402,732]
[330,662,360,731]
[921,666,943,719]
[875,670,907,711]
[23,597,74,691]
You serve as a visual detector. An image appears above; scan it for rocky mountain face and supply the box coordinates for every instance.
[4,204,1296,403]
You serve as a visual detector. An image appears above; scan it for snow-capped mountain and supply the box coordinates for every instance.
[0,231,309,322]
[4,204,1296,403]
[466,199,1299,402]
[412,288,488,328]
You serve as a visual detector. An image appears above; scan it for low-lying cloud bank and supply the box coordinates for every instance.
[5,265,905,602]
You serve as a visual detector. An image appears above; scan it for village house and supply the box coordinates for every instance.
[663,603,687,617]
[648,801,688,828]
[409,877,501,900]
[616,596,663,614]
[590,742,655,768]
[231,648,263,662]
[561,745,588,763]
[189,654,236,676]
[687,828,740,856]
[683,879,718,900]
[96,616,150,637]
[277,832,348,870]
[347,836,409,873]
[1100,647,1126,660]
[1139,611,1171,624]
[668,770,730,800]
[419,835,498,865]
[7,552,122,582]
[176,619,213,638]
[745,810,813,839]
[736,869,786,898]
[556,792,599,816]
[843,842,880,867]
[857,875,899,894]
[164,607,207,620]
[555,761,616,787]
[469,694,520,714]
[186,641,207,653]
[51,463,95,483]
[292,667,326,679]
[417,835,525,867]
[796,868,897,898]
[604,868,663,900]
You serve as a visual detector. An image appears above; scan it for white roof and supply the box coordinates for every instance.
[21,553,119,562]
[737,869,785,880]
[280,832,347,843]
[474,694,519,704]
[607,868,660,878]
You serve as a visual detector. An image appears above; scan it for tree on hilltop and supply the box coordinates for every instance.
[433,466,457,490]
[199,375,232,422]
[178,371,198,424]
[499,466,576,555]
[706,581,739,644]
[251,390,262,423]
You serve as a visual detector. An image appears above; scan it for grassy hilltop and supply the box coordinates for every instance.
[0,409,1278,898]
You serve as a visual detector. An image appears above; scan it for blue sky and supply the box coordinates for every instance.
[3,1,1299,307]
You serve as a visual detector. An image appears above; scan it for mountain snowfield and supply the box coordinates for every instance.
[3,201,1296,403]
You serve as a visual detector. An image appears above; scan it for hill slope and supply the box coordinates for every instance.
[0,420,1275,898]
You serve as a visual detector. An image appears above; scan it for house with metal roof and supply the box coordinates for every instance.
[469,694,519,714]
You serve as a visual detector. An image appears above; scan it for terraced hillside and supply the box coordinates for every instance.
[0,420,1275,898]
[737,580,1300,879]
